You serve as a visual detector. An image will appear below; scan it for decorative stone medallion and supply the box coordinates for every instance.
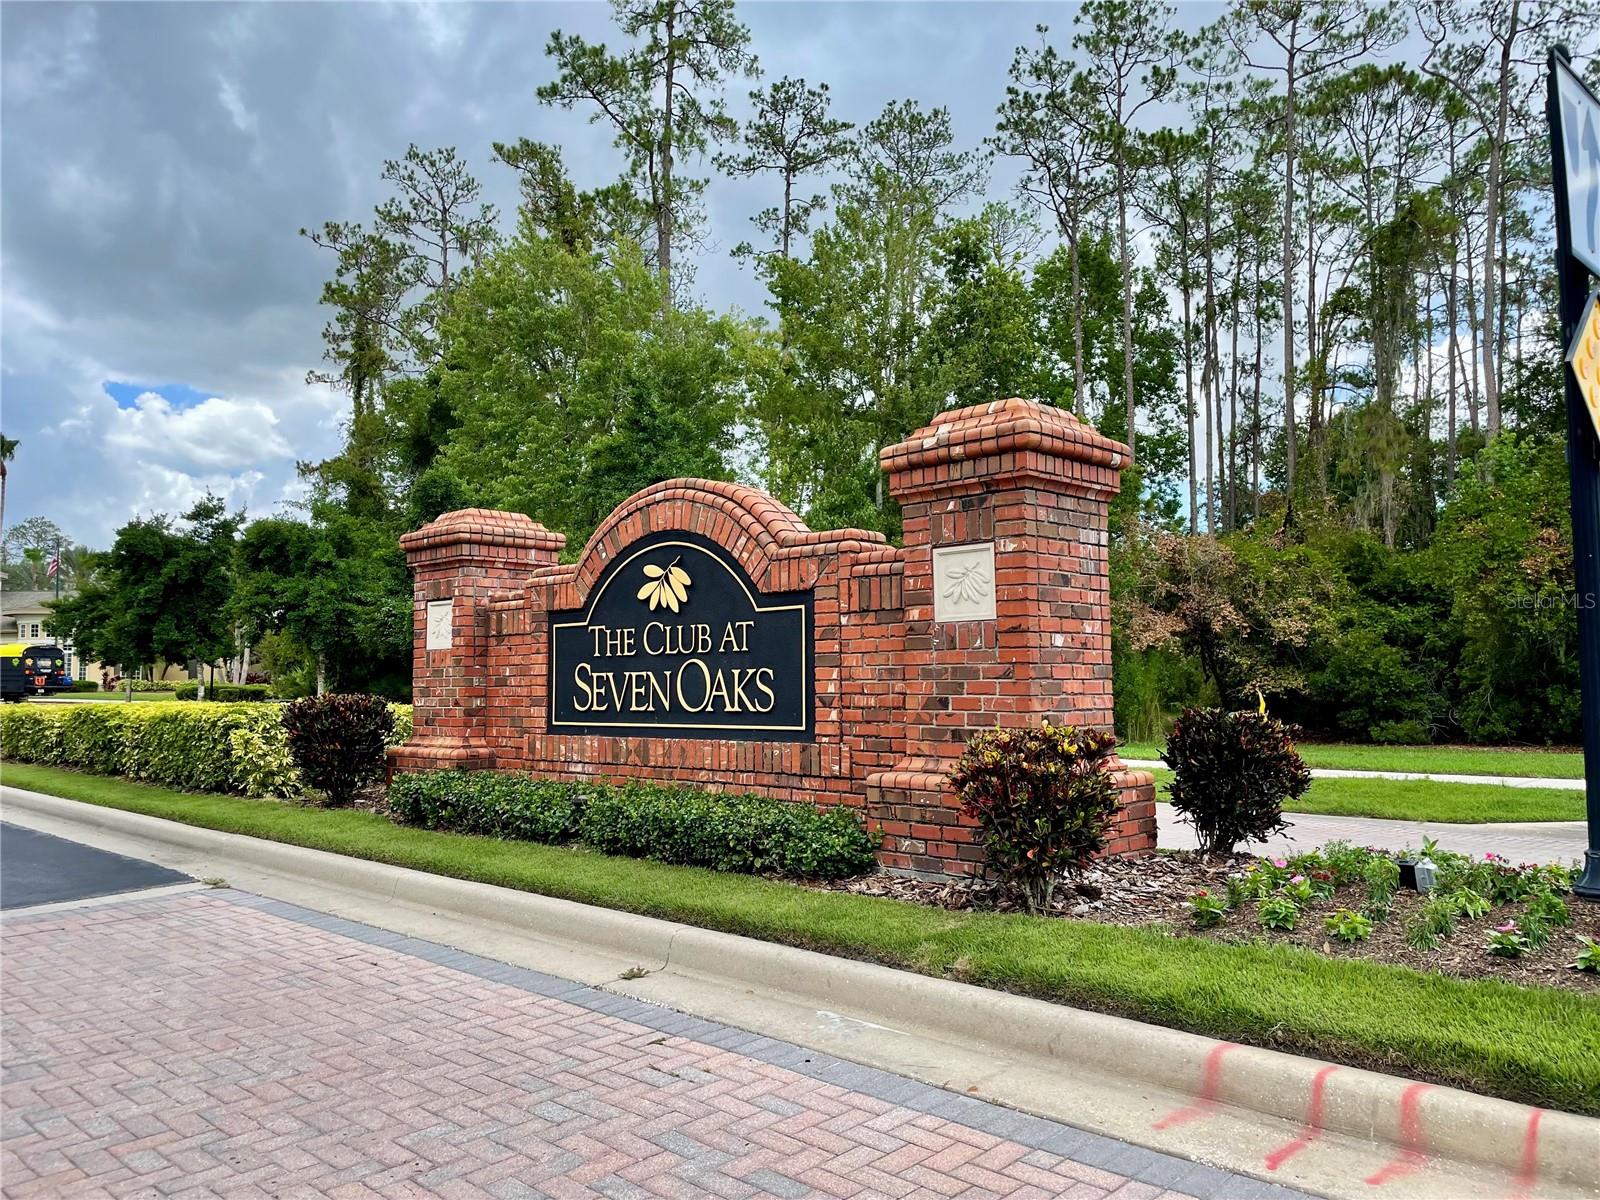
[931,542,996,623]
[425,599,454,650]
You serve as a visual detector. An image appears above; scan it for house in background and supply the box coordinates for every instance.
[0,588,105,682]
[1,587,204,686]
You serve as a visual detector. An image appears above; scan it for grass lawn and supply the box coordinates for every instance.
[1147,768,1584,824]
[1122,741,1584,780]
[33,692,178,704]
[4,762,1598,1115]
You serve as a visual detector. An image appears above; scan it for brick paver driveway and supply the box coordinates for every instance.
[1,889,1300,1200]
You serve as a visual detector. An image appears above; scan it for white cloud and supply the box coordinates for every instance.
[216,74,258,138]
[104,391,292,471]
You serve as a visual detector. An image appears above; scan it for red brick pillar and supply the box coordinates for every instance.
[869,398,1156,876]
[390,508,564,772]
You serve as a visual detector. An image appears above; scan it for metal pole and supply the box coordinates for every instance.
[1550,46,1600,899]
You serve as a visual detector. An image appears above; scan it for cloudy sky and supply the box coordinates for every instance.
[1,0,1231,547]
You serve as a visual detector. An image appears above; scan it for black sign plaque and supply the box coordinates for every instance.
[549,531,813,740]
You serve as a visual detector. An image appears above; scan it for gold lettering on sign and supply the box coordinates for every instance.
[550,538,809,734]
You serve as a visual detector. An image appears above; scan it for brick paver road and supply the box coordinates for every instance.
[1,889,1303,1200]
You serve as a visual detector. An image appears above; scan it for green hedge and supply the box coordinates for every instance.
[389,771,877,880]
[173,681,275,702]
[0,700,413,798]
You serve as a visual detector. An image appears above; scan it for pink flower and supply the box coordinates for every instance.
[1273,858,1287,869]
[1289,875,1305,884]
[1496,922,1517,934]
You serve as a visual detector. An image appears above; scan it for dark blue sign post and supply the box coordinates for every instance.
[1550,47,1600,900]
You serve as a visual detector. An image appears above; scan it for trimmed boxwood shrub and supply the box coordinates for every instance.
[1164,706,1312,855]
[0,700,412,798]
[388,771,877,880]
[173,681,275,702]
[66,680,100,693]
[389,771,585,843]
[578,782,878,877]
[282,694,395,806]
[949,722,1121,913]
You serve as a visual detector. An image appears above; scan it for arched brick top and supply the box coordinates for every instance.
[537,478,888,606]
[400,508,566,555]
[880,397,1130,477]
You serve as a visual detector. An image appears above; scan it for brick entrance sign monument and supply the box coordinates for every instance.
[391,397,1156,876]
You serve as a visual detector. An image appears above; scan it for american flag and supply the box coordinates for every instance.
[46,550,60,579]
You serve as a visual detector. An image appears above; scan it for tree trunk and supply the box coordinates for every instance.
[1118,177,1137,459]
[1252,257,1263,521]
[1464,214,1482,434]
[1280,38,1300,492]
[316,654,327,697]
[1228,255,1242,532]
[658,4,677,300]
[1181,279,1197,533]
[1070,227,1086,419]
[1480,0,1519,437]
[781,172,793,259]
[1446,251,1459,486]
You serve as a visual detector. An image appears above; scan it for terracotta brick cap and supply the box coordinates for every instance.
[880,397,1131,477]
[575,478,889,563]
[400,508,566,556]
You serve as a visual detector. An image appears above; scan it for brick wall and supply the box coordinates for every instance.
[390,399,1156,876]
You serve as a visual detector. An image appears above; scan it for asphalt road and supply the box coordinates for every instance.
[0,822,190,909]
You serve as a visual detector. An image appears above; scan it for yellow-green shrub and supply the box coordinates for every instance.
[0,701,413,798]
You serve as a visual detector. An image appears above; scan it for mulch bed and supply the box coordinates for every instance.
[818,850,1600,996]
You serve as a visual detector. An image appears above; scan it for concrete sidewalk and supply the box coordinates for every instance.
[1124,758,1585,791]
[1156,804,1588,863]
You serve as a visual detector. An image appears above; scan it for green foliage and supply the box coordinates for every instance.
[1518,913,1552,951]
[1363,856,1401,919]
[390,771,581,844]
[949,723,1121,913]
[1429,438,1579,742]
[1188,888,1228,928]
[1,702,291,794]
[1525,890,1571,930]
[282,694,395,806]
[1419,894,1459,940]
[1571,936,1600,974]
[1486,923,1530,958]
[1450,888,1492,920]
[1324,909,1373,943]
[0,701,410,799]
[173,682,274,702]
[435,229,753,551]
[1404,916,1443,951]
[576,780,877,879]
[48,496,239,675]
[1257,896,1299,930]
[1164,707,1311,854]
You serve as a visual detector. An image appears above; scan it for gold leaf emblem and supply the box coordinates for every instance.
[636,557,691,612]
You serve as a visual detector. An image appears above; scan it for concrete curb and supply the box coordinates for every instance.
[4,786,1595,1197]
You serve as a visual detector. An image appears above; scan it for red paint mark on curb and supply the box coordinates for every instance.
[1264,1064,1340,1171]
[1153,1043,1238,1130]
[1364,1083,1432,1187]
[1510,1107,1544,1200]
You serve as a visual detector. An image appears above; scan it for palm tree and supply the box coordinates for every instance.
[0,434,16,539]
